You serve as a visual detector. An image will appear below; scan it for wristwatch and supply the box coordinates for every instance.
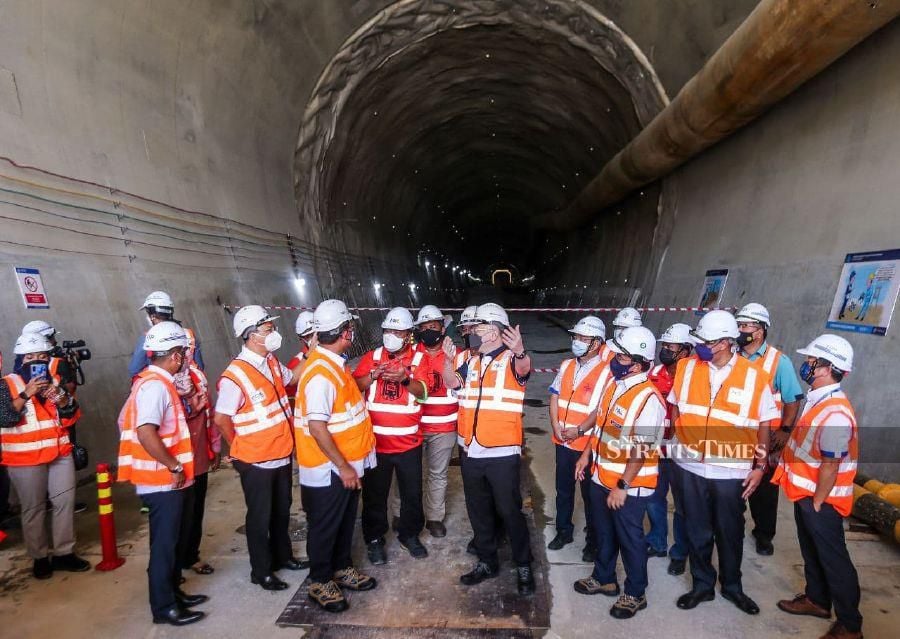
[616,478,629,490]
[400,377,411,387]
[513,350,527,360]
[170,463,184,474]
[18,391,29,401]
[778,425,793,433]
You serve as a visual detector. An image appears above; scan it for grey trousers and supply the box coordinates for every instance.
[7,454,76,559]
[389,431,457,522]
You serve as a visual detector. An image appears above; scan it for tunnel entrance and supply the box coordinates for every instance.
[294,0,668,300]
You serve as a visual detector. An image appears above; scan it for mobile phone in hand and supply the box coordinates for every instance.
[29,362,49,380]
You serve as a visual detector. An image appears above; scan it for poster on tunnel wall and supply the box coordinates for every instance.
[696,269,729,315]
[826,249,900,336]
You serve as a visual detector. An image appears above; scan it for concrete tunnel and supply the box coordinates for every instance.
[1,0,900,632]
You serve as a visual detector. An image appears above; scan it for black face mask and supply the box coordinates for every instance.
[417,329,444,348]
[464,333,482,350]
[736,332,754,348]
[659,348,679,366]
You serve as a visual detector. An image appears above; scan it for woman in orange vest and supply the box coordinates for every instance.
[2,332,88,580]
[213,305,305,592]
[442,302,535,596]
[117,322,206,626]
[774,334,862,639]
[294,299,378,613]
[547,315,612,563]
[573,327,665,620]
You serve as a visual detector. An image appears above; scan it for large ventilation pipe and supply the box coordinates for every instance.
[538,0,900,231]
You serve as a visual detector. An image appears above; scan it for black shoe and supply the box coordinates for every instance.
[460,561,498,585]
[582,544,597,563]
[667,558,687,576]
[426,520,447,538]
[250,573,289,591]
[399,536,428,559]
[33,557,53,580]
[73,502,88,514]
[367,539,387,565]
[277,556,310,570]
[676,590,715,610]
[175,589,209,607]
[516,565,535,596]
[547,532,574,551]
[647,546,668,558]
[722,590,760,615]
[153,605,205,626]
[466,538,477,556]
[51,553,90,572]
[755,536,774,556]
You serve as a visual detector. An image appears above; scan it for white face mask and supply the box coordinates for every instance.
[262,330,283,352]
[571,339,589,357]
[614,328,624,342]
[383,333,405,353]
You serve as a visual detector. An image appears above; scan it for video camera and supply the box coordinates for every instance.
[61,339,92,385]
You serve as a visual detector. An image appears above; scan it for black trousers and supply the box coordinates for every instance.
[794,497,863,632]
[748,467,778,542]
[143,489,186,617]
[233,460,293,577]
[362,446,424,542]
[302,472,360,583]
[461,454,532,568]
[554,444,594,543]
[180,473,207,568]
[590,482,650,597]
[674,464,747,594]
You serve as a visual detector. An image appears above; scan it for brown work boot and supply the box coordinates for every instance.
[777,593,831,619]
[573,576,620,597]
[820,622,863,639]
[610,593,648,619]
[307,580,349,613]
[334,566,377,591]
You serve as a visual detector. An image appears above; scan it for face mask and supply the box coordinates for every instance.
[464,333,481,350]
[383,333,405,353]
[418,329,443,348]
[799,361,818,385]
[736,332,754,348]
[261,330,282,352]
[175,351,188,373]
[571,340,589,357]
[609,358,633,380]
[659,348,679,366]
[695,343,714,362]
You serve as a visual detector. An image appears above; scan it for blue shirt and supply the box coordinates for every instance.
[744,342,803,404]
[128,330,204,378]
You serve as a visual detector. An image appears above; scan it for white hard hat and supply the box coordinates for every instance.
[141,290,174,311]
[13,333,53,355]
[797,334,854,373]
[232,305,279,338]
[613,307,642,328]
[474,302,510,327]
[313,299,358,333]
[143,321,189,352]
[295,311,315,336]
[415,305,444,325]
[735,302,771,327]
[22,320,56,338]
[458,305,478,326]
[660,323,695,345]
[609,326,656,361]
[569,315,606,339]
[382,307,415,331]
[691,310,740,342]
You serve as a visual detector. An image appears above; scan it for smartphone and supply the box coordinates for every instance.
[29,362,49,380]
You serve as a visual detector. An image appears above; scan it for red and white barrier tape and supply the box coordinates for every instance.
[532,367,560,374]
[222,304,735,313]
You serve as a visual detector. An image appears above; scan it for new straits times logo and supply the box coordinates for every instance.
[607,438,766,462]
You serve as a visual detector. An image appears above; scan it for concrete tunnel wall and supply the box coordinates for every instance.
[0,0,897,478]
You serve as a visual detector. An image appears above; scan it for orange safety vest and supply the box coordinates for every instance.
[187,365,216,462]
[672,355,769,471]
[458,349,525,448]
[49,357,82,428]
[417,344,458,434]
[773,391,858,516]
[294,349,375,468]
[1,375,71,466]
[117,369,195,485]
[591,379,663,489]
[219,356,295,463]
[365,347,426,454]
[553,356,613,450]
[747,344,783,428]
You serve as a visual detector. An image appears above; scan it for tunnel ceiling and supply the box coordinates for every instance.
[294,0,668,281]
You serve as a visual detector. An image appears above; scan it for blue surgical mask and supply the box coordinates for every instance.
[571,340,589,357]
[695,343,714,362]
[609,358,632,380]
[799,361,816,385]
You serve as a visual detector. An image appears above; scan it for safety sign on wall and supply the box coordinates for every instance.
[14,266,50,309]
[696,268,729,315]
[827,249,900,336]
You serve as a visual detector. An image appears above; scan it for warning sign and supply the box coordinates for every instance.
[14,267,50,309]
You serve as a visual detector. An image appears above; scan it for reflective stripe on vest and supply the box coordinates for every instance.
[294,350,375,468]
[48,357,82,427]
[673,357,766,470]
[773,393,857,516]
[457,350,524,448]
[418,346,458,432]
[0,375,70,466]
[366,347,424,431]
[554,357,613,450]
[591,380,662,488]
[220,357,294,463]
[117,370,195,486]
[749,345,783,427]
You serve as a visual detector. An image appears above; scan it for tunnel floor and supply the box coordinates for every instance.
[1,314,898,639]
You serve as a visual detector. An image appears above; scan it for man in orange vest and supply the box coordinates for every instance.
[774,334,862,639]
[574,326,665,619]
[442,302,535,596]
[213,305,305,591]
[117,322,206,626]
[2,332,88,580]
[547,315,612,563]
[667,310,779,615]
[294,299,378,613]
[354,307,430,564]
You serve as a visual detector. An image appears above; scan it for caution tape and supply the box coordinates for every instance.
[222,304,735,313]
[532,367,560,374]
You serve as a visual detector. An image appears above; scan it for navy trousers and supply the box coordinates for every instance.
[143,489,185,617]
[589,481,650,598]
[646,458,688,559]
[554,444,594,544]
